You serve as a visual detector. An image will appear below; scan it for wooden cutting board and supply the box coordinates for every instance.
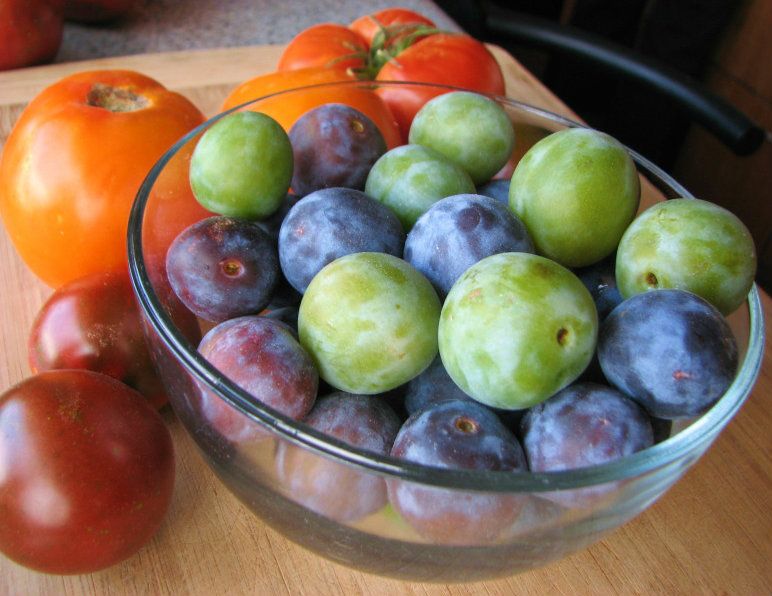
[0,44,770,595]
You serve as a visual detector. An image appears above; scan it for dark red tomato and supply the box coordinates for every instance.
[349,7,435,47]
[27,269,193,410]
[277,23,368,72]
[375,33,506,138]
[0,0,64,71]
[0,370,175,574]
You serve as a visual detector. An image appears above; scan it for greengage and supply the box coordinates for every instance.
[439,252,598,410]
[298,252,441,394]
[509,128,640,268]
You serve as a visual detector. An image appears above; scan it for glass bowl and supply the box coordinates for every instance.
[127,81,764,583]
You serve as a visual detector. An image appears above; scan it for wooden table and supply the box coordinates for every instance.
[0,45,770,595]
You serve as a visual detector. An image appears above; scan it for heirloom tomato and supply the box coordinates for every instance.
[277,23,367,72]
[0,0,64,71]
[0,370,175,574]
[28,268,199,410]
[375,33,505,137]
[0,70,206,288]
[349,8,435,47]
[221,67,401,149]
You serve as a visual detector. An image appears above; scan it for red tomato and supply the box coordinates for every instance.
[28,268,199,410]
[0,70,206,288]
[0,370,175,574]
[375,33,506,138]
[277,23,368,72]
[221,67,402,149]
[349,7,435,47]
[0,0,64,71]
[64,0,135,22]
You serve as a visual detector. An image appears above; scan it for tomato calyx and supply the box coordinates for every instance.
[86,83,149,112]
[349,22,444,80]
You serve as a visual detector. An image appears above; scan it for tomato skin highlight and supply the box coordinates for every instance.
[0,370,175,575]
[0,69,206,289]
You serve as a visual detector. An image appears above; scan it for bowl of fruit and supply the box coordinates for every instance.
[127,80,763,582]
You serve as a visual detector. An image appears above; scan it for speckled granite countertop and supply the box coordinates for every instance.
[56,0,460,63]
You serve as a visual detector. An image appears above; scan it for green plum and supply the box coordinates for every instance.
[438,252,598,410]
[298,252,441,394]
[616,198,757,315]
[189,111,293,219]
[408,91,515,185]
[509,127,640,268]
[364,144,475,230]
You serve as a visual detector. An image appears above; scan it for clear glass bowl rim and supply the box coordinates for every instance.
[127,80,765,493]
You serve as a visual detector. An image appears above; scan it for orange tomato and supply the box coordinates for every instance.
[0,69,206,288]
[221,67,402,149]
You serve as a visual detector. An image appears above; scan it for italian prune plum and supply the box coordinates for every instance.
[388,399,527,545]
[574,254,623,321]
[255,192,300,244]
[289,103,387,196]
[364,144,475,230]
[196,316,318,443]
[598,289,738,419]
[278,187,405,293]
[166,216,279,323]
[404,193,533,297]
[521,382,654,471]
[476,178,510,205]
[404,355,475,415]
[276,392,401,522]
[521,382,654,507]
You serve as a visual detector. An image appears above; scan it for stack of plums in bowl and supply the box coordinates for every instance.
[129,81,763,582]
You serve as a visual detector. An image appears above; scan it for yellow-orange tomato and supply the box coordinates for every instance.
[221,67,402,149]
[0,70,206,288]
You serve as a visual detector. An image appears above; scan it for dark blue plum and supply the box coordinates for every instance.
[476,178,510,205]
[403,194,533,297]
[276,392,401,522]
[404,355,475,415]
[166,216,279,323]
[388,399,527,545]
[521,382,654,472]
[574,254,624,321]
[261,305,299,335]
[289,103,387,196]
[278,187,405,293]
[520,382,654,508]
[255,192,301,243]
[598,289,738,419]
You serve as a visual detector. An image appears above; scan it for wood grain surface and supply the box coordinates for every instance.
[0,44,769,595]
